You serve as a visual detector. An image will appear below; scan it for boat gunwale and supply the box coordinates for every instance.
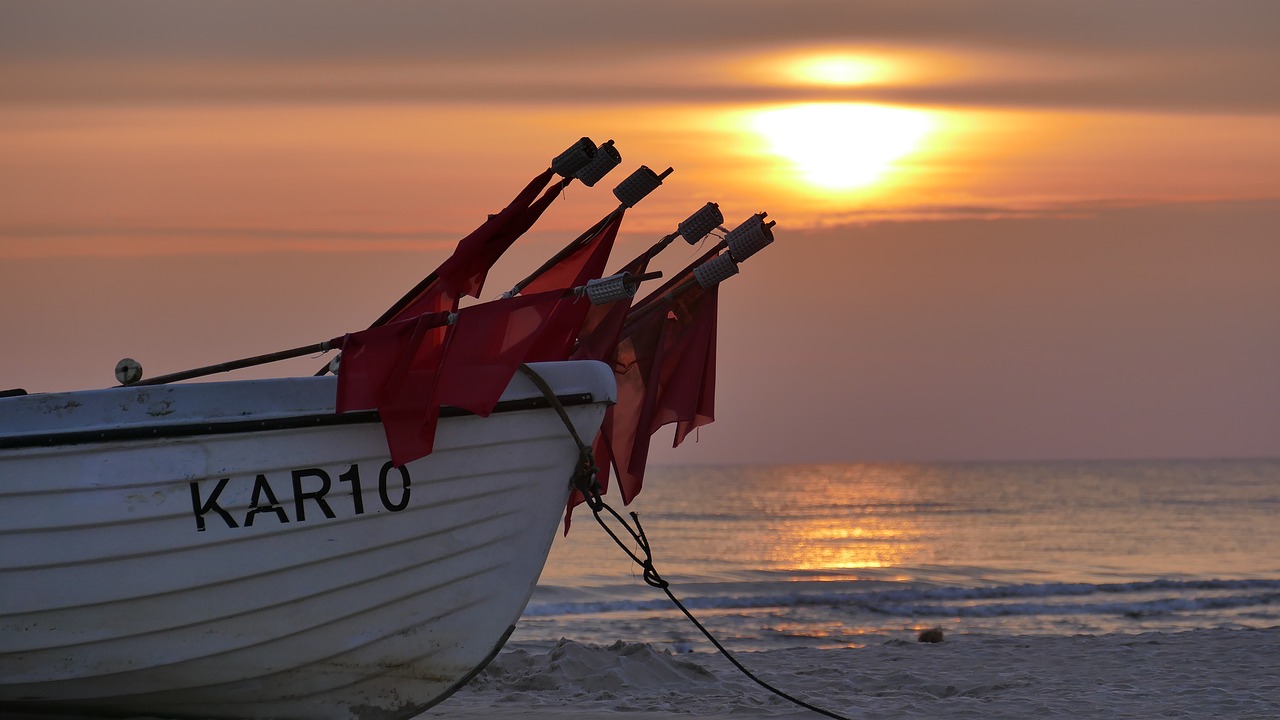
[0,392,596,451]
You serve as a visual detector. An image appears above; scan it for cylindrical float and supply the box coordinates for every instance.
[725,213,775,263]
[576,140,622,187]
[613,165,665,208]
[693,253,740,289]
[678,202,724,245]
[551,137,597,178]
[584,273,636,305]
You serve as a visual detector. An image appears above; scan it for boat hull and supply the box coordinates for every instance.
[0,361,614,720]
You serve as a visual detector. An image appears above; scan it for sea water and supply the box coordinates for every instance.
[512,460,1280,652]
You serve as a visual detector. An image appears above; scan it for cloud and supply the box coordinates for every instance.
[5,69,1277,115]
[0,223,463,258]
[3,1,1276,62]
[7,198,1275,259]
[3,1,1277,114]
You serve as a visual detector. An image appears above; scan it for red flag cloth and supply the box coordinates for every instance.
[561,251,653,531]
[334,311,453,466]
[337,287,602,467]
[434,290,595,417]
[522,212,626,363]
[602,278,720,504]
[522,210,625,296]
[657,289,718,449]
[570,247,654,364]
[386,169,569,323]
[563,265,720,533]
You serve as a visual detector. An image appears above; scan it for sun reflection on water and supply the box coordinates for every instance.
[541,463,940,586]
[728,464,935,575]
[761,516,923,571]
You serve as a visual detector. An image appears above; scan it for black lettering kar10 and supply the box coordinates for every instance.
[189,461,411,531]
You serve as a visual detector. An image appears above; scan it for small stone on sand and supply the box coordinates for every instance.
[918,628,945,643]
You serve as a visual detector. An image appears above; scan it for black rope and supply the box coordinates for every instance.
[585,503,852,720]
[518,365,854,720]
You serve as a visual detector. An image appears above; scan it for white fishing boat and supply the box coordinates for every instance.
[0,361,613,719]
[0,136,775,719]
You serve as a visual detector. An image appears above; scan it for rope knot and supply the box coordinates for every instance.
[641,561,668,589]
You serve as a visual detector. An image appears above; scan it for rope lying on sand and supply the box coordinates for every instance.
[520,364,854,720]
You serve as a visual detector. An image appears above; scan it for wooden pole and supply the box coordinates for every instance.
[507,210,618,296]
[127,339,341,387]
[127,269,669,388]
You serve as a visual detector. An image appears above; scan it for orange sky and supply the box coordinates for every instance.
[2,1,1277,462]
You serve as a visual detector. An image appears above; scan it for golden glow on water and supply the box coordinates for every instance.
[746,103,935,192]
[731,465,934,574]
[764,517,921,571]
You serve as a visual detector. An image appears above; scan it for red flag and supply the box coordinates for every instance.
[570,249,653,364]
[561,251,652,531]
[434,290,595,417]
[522,212,626,363]
[385,169,569,323]
[334,311,453,466]
[654,287,717,449]
[601,276,719,504]
[522,210,625,296]
[563,260,721,533]
[337,289,600,465]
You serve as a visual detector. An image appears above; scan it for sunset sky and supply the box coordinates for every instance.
[1,0,1277,463]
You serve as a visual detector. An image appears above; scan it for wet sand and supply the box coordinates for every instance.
[424,627,1280,718]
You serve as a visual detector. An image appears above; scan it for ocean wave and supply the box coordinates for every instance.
[867,593,1280,619]
[523,578,1280,619]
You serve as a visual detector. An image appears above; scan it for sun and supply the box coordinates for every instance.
[749,103,934,191]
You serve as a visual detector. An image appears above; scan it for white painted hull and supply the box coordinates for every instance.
[0,361,614,719]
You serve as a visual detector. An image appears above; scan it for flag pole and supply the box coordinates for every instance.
[505,166,673,297]
[124,339,343,387]
[620,248,720,331]
[313,138,612,376]
[373,138,609,327]
[367,174,572,331]
[622,213,776,331]
[612,199,721,277]
[505,211,619,297]
[121,268,668,389]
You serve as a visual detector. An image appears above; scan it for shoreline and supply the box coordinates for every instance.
[424,626,1280,718]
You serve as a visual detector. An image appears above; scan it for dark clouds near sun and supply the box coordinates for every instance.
[3,0,1277,113]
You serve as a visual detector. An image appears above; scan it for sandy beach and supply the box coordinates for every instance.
[425,627,1280,719]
